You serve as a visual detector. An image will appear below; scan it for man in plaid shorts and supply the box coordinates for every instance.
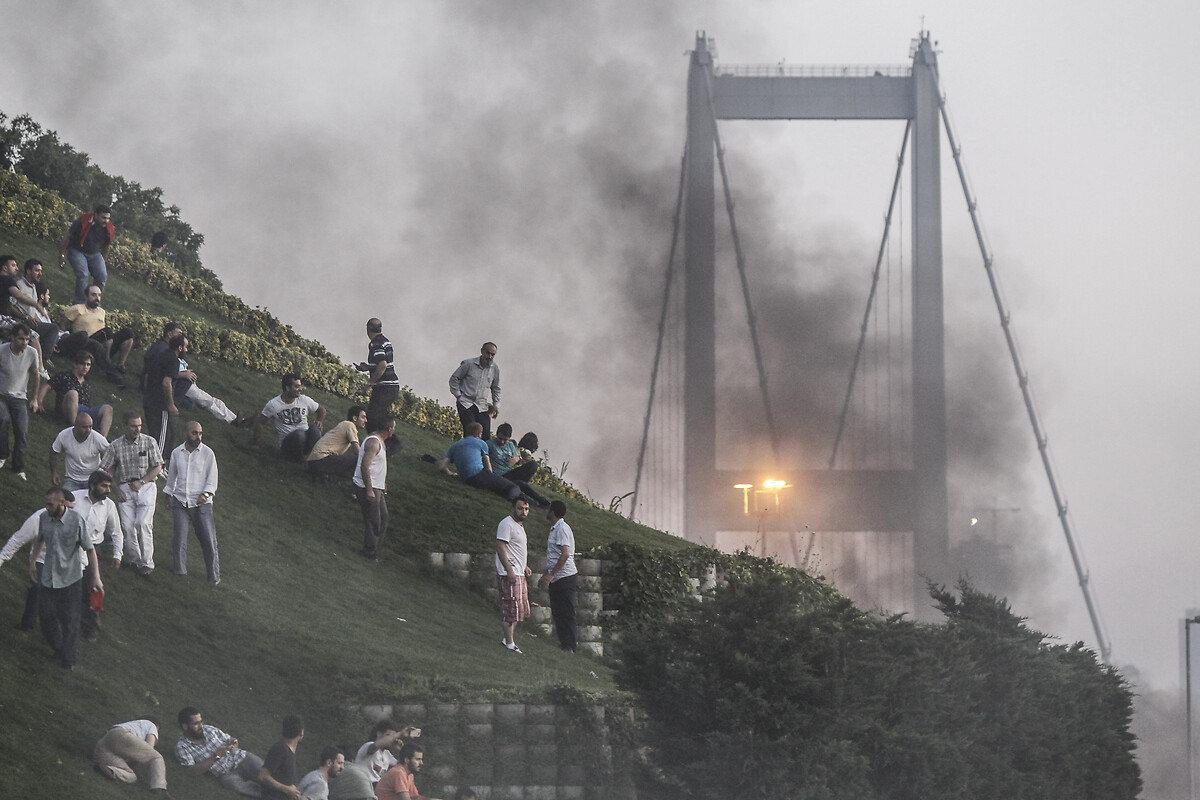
[495,495,532,653]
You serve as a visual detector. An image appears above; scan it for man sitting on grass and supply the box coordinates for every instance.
[305,405,367,478]
[439,422,521,503]
[175,706,266,797]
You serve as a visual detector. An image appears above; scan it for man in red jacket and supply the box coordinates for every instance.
[61,205,115,304]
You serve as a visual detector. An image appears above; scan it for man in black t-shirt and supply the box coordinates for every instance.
[143,334,189,454]
[356,318,400,431]
[257,715,304,800]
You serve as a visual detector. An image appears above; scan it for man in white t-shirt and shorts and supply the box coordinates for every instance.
[496,495,532,653]
[254,373,327,462]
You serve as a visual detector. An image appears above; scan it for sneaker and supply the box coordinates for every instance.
[39,368,50,381]
[16,472,27,481]
[136,566,153,577]
[0,459,5,470]
[501,639,523,654]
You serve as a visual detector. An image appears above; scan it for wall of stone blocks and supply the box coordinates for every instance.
[352,700,638,799]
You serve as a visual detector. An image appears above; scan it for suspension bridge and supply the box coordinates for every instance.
[627,31,1112,661]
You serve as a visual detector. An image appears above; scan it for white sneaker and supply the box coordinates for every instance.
[0,459,5,470]
[39,368,50,381]
[16,472,26,481]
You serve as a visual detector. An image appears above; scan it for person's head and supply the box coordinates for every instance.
[479,341,497,367]
[72,350,93,378]
[347,405,367,429]
[124,410,143,440]
[44,486,71,518]
[281,373,303,401]
[150,231,168,253]
[318,746,345,776]
[161,320,183,340]
[281,715,304,741]
[398,742,423,773]
[74,412,94,439]
[370,718,400,741]
[38,285,50,304]
[7,323,30,353]
[85,285,103,309]
[466,422,484,439]
[366,318,383,337]
[0,255,16,276]
[93,204,112,223]
[185,421,203,449]
[177,706,204,739]
[87,469,113,501]
[167,333,187,354]
[22,259,43,282]
[548,500,567,522]
[372,416,396,440]
[517,432,539,452]
[495,423,513,443]
[511,496,530,523]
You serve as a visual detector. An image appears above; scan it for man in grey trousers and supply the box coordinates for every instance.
[164,421,220,585]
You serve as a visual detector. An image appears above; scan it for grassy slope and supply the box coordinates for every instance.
[0,227,685,797]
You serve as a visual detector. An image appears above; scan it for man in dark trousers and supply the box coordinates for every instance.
[357,318,400,430]
[538,500,578,652]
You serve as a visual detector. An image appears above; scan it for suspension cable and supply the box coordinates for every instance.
[935,75,1113,663]
[629,144,689,520]
[702,66,783,461]
[828,121,912,469]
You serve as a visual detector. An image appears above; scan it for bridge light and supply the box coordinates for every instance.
[733,483,754,515]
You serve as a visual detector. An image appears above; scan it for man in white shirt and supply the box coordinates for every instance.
[0,323,41,480]
[255,373,326,462]
[164,421,220,585]
[50,413,111,492]
[298,745,345,799]
[537,500,579,652]
[495,496,532,653]
[71,470,122,641]
[448,341,501,440]
[0,506,51,630]
[94,717,168,791]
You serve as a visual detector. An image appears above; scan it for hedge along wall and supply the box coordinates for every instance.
[4,172,593,505]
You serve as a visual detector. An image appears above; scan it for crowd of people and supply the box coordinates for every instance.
[0,209,583,795]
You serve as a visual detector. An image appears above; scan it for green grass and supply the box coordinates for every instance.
[0,227,685,797]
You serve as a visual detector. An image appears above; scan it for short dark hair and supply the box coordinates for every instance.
[8,322,30,337]
[496,423,513,438]
[513,495,530,507]
[372,415,395,433]
[167,334,186,351]
[347,405,366,421]
[88,469,113,490]
[73,351,93,365]
[281,715,304,739]
[124,409,143,424]
[398,742,423,761]
[177,706,200,727]
[94,204,111,214]
[466,422,483,436]
[370,718,399,738]
[162,320,183,337]
[517,432,539,452]
[281,373,301,391]
[366,318,382,334]
[550,500,567,519]
[318,745,342,765]
[0,254,15,266]
[23,258,42,272]
[44,486,70,502]
[482,341,497,351]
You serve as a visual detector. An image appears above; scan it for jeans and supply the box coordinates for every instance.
[94,727,168,789]
[280,427,321,462]
[548,574,578,651]
[367,384,399,430]
[217,752,264,797]
[305,451,358,477]
[0,394,29,471]
[67,249,107,303]
[117,482,157,569]
[354,486,389,558]
[464,469,521,502]
[457,403,493,439]
[171,501,220,584]
[39,578,83,667]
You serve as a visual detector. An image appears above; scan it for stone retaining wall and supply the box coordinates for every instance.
[352,700,637,799]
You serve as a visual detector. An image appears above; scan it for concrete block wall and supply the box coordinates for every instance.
[352,700,638,799]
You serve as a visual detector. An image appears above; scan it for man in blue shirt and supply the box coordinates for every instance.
[441,422,522,502]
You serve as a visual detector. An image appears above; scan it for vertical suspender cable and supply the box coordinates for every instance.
[828,121,912,469]
[702,67,783,461]
[935,77,1113,663]
[629,144,689,520]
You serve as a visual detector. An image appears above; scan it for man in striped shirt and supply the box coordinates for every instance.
[357,318,400,431]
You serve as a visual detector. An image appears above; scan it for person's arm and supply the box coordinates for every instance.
[496,539,517,580]
[27,358,40,414]
[257,765,302,800]
[253,414,270,445]
[161,451,178,506]
[84,546,103,594]
[49,441,63,486]
[29,539,44,583]
[360,437,382,499]
[61,220,79,258]
[448,362,467,399]
[184,736,240,775]
[313,403,327,430]
[198,450,217,504]
[104,502,122,568]
[489,363,501,415]
[540,546,572,590]
[0,515,41,567]
[145,733,158,748]
[482,454,493,474]
[9,284,37,313]
[370,358,387,384]
[162,375,178,416]
[135,445,164,491]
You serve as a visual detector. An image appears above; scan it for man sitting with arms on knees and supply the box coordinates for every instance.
[57,285,132,387]
[488,423,549,507]
[306,405,367,478]
[43,351,113,436]
[439,422,521,503]
[175,706,266,796]
[93,717,169,793]
[50,411,111,492]
[256,374,327,461]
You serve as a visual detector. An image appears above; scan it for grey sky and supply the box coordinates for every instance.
[3,0,1197,711]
